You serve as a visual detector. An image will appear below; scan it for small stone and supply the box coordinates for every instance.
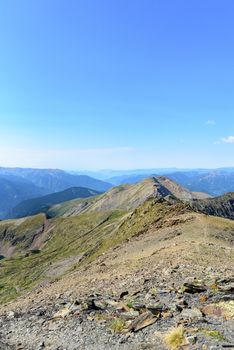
[176,304,184,312]
[145,293,152,300]
[218,284,234,294]
[120,291,129,299]
[120,311,140,320]
[146,304,165,315]
[202,301,234,319]
[118,334,130,344]
[7,311,15,319]
[105,299,119,307]
[93,300,107,310]
[131,303,146,311]
[187,335,197,345]
[182,283,207,294]
[128,311,157,332]
[116,301,131,312]
[177,299,188,307]
[180,308,203,320]
[52,307,71,319]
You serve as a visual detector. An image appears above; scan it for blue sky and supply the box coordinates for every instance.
[0,0,234,170]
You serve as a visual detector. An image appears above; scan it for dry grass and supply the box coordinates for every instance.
[199,295,208,303]
[164,325,186,350]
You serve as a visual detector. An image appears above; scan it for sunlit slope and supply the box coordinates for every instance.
[0,177,233,306]
[47,176,197,218]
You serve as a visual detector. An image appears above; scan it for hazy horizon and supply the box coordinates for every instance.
[0,165,234,173]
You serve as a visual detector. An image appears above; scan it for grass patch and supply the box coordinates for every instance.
[110,318,126,333]
[124,297,136,309]
[164,326,186,350]
[201,329,226,341]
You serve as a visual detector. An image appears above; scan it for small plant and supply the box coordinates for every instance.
[209,279,219,292]
[95,312,110,322]
[126,298,135,309]
[110,318,126,333]
[202,329,226,341]
[151,287,157,296]
[199,295,208,303]
[164,325,186,350]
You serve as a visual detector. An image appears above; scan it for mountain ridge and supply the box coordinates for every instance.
[106,169,234,196]
[6,187,101,219]
[0,167,112,218]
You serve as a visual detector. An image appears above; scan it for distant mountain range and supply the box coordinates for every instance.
[104,169,234,196]
[0,167,112,218]
[47,176,234,222]
[72,167,234,180]
[0,175,47,218]
[168,171,234,196]
[1,166,234,219]
[6,187,100,219]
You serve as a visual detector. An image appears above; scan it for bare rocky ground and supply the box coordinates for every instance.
[0,213,234,350]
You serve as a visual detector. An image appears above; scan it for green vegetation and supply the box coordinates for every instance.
[126,297,136,309]
[0,195,175,304]
[47,195,99,218]
[7,187,100,219]
[110,318,126,333]
[0,210,120,303]
[201,329,226,341]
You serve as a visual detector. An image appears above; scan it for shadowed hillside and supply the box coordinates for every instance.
[0,167,112,218]
[6,187,101,219]
[190,192,234,219]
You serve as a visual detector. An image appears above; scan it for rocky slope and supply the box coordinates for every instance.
[0,177,233,349]
[190,192,234,220]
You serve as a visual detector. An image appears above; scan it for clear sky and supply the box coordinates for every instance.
[0,0,234,170]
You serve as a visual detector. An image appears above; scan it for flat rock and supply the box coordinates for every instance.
[202,301,234,320]
[127,311,157,332]
[120,311,140,320]
[52,307,71,319]
[180,308,203,320]
[146,304,165,315]
[182,283,207,294]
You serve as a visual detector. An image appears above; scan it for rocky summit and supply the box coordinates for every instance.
[0,177,233,350]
